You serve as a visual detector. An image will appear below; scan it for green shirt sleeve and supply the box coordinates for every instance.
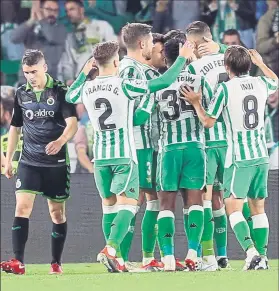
[218,43,228,54]
[65,72,87,104]
[207,83,227,119]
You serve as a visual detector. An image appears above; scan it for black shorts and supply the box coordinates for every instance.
[15,163,71,202]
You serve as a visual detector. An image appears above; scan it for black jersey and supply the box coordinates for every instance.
[11,74,77,167]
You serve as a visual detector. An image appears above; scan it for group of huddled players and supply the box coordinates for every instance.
[1,20,277,275]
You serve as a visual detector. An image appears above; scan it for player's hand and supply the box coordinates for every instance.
[179,41,194,59]
[198,37,219,57]
[179,85,202,105]
[4,161,14,179]
[45,140,63,155]
[249,49,264,67]
[82,57,97,75]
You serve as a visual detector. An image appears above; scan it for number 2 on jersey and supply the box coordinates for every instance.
[95,98,116,131]
[243,95,259,129]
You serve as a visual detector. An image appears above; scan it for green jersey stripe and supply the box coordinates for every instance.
[119,128,124,157]
[188,64,196,74]
[167,122,172,144]
[186,118,192,141]
[246,131,255,159]
[94,131,99,159]
[141,125,147,148]
[176,120,182,142]
[237,132,246,160]
[110,131,115,158]
[195,117,200,141]
[101,131,106,159]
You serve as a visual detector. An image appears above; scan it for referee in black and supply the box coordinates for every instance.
[1,49,78,275]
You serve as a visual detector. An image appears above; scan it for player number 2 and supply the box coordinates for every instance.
[243,95,259,129]
[95,98,116,131]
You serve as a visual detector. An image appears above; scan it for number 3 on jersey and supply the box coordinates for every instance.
[243,95,259,129]
[95,98,116,130]
[161,89,197,120]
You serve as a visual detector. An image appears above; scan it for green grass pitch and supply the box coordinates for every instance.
[1,260,278,291]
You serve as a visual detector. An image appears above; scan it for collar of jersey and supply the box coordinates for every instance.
[25,73,54,91]
[95,75,115,79]
[234,73,250,78]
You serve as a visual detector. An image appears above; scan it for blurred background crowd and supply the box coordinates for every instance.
[1,0,279,172]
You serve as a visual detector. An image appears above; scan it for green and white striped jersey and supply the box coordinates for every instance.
[143,65,161,152]
[207,75,278,168]
[119,56,153,150]
[66,74,154,165]
[187,54,228,147]
[156,71,213,152]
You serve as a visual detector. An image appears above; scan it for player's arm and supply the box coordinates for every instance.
[65,58,96,104]
[201,76,215,107]
[133,95,158,126]
[180,84,226,128]
[249,50,279,94]
[198,37,228,57]
[5,95,23,179]
[46,90,78,155]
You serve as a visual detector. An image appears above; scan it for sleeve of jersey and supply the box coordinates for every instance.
[260,76,278,95]
[148,56,186,92]
[218,44,228,54]
[121,79,150,100]
[60,92,78,119]
[119,66,141,79]
[206,85,227,119]
[133,93,157,126]
[65,72,87,104]
[186,64,196,75]
[10,94,23,127]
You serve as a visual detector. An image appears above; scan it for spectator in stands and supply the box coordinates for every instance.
[57,0,116,86]
[222,28,245,46]
[256,0,279,77]
[202,0,256,48]
[10,0,67,86]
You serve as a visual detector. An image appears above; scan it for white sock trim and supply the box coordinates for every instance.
[183,208,189,215]
[213,207,226,217]
[188,205,204,213]
[252,213,269,229]
[118,204,137,216]
[203,200,212,209]
[229,211,246,229]
[158,210,175,220]
[244,198,248,203]
[146,200,160,211]
[102,204,118,214]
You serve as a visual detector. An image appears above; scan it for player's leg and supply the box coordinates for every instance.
[181,147,206,271]
[1,163,39,275]
[156,150,182,271]
[120,149,152,263]
[43,165,70,275]
[242,198,255,243]
[212,146,229,268]
[247,164,269,270]
[97,162,139,273]
[224,165,261,270]
[141,150,161,268]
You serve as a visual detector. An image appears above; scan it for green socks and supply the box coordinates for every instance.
[242,199,255,242]
[107,206,136,251]
[157,210,175,257]
[188,205,204,252]
[229,211,254,252]
[251,213,269,256]
[213,206,228,258]
[102,205,118,241]
[120,206,140,261]
[141,200,160,260]
[201,200,214,256]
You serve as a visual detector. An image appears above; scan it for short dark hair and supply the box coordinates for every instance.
[223,29,241,38]
[152,33,164,44]
[65,0,84,7]
[163,29,186,43]
[121,23,152,49]
[224,46,251,76]
[21,49,45,66]
[164,38,185,66]
[93,41,119,66]
[186,21,211,37]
